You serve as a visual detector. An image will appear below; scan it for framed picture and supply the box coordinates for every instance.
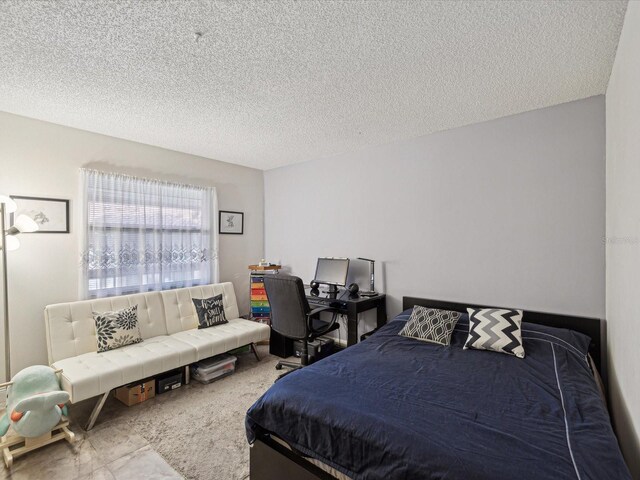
[219,210,244,235]
[10,196,70,233]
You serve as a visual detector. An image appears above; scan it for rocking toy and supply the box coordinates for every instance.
[0,365,74,468]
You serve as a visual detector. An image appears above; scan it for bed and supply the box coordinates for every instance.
[246,297,630,480]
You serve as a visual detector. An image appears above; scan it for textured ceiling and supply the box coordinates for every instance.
[0,1,628,170]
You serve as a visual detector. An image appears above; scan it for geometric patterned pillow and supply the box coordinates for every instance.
[93,305,143,353]
[398,306,461,346]
[193,294,228,329]
[464,308,525,358]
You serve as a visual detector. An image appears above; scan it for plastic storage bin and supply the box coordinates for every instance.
[191,354,237,384]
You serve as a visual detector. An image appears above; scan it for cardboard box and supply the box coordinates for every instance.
[114,380,156,406]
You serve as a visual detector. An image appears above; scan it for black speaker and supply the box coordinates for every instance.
[347,283,359,295]
[309,280,320,295]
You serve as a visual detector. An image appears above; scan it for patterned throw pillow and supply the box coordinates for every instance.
[93,305,143,353]
[193,294,228,329]
[399,306,461,346]
[464,308,525,358]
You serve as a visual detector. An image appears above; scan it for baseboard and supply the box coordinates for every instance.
[328,337,347,348]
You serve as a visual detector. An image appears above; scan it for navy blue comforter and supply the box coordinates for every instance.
[246,311,630,479]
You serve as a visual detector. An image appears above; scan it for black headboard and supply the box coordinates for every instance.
[402,297,607,389]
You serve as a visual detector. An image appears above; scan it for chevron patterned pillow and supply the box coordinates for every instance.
[399,306,461,345]
[464,308,525,358]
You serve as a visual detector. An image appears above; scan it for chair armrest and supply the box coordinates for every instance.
[307,310,340,337]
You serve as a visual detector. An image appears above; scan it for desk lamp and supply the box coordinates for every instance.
[357,258,377,297]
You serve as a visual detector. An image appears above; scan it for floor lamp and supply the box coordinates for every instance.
[0,195,39,382]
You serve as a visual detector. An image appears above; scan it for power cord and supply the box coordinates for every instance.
[337,289,350,300]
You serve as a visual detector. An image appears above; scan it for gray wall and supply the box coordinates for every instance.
[606,1,640,476]
[265,96,605,342]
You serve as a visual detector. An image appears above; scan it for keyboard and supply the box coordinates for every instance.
[307,296,347,309]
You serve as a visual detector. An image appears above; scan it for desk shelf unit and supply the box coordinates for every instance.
[248,265,281,324]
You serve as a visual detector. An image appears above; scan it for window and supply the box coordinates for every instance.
[81,169,218,299]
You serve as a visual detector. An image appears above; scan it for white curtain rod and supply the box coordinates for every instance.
[80,168,216,191]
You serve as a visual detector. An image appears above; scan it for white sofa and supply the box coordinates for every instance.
[44,282,270,429]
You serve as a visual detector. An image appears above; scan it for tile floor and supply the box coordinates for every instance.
[0,416,182,479]
[0,346,275,479]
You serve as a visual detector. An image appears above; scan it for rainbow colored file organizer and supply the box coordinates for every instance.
[248,264,281,324]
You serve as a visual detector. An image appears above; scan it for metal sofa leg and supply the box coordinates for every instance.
[184,365,191,385]
[85,391,110,431]
[250,343,261,362]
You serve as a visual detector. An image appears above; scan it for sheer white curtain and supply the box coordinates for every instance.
[80,169,219,299]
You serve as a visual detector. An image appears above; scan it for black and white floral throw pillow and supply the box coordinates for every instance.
[464,308,525,358]
[399,306,461,346]
[93,305,143,353]
[193,294,228,329]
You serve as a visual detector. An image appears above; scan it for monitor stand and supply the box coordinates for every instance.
[322,284,339,298]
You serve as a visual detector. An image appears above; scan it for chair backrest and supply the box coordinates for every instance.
[264,275,310,340]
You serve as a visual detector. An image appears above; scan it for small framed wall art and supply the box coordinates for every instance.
[10,196,70,233]
[219,210,244,235]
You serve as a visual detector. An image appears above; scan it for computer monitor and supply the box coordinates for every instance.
[313,257,349,294]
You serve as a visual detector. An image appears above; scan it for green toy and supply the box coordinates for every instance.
[0,365,69,438]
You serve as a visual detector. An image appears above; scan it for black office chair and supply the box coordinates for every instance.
[264,275,340,378]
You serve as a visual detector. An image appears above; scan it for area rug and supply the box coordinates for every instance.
[70,346,281,480]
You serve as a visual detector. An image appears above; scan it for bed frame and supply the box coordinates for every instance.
[250,296,607,480]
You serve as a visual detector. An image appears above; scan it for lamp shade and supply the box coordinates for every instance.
[13,214,39,233]
[0,195,17,214]
[4,235,20,251]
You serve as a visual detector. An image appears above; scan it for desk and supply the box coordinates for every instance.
[269,287,387,358]
[305,287,387,346]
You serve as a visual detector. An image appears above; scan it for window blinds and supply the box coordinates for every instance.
[80,169,219,299]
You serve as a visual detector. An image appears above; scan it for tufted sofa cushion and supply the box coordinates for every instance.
[171,318,270,360]
[45,291,168,364]
[44,283,270,403]
[54,335,197,402]
[160,283,239,334]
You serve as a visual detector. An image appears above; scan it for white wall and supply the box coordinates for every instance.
[606,1,640,477]
[0,112,264,378]
[265,96,605,343]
